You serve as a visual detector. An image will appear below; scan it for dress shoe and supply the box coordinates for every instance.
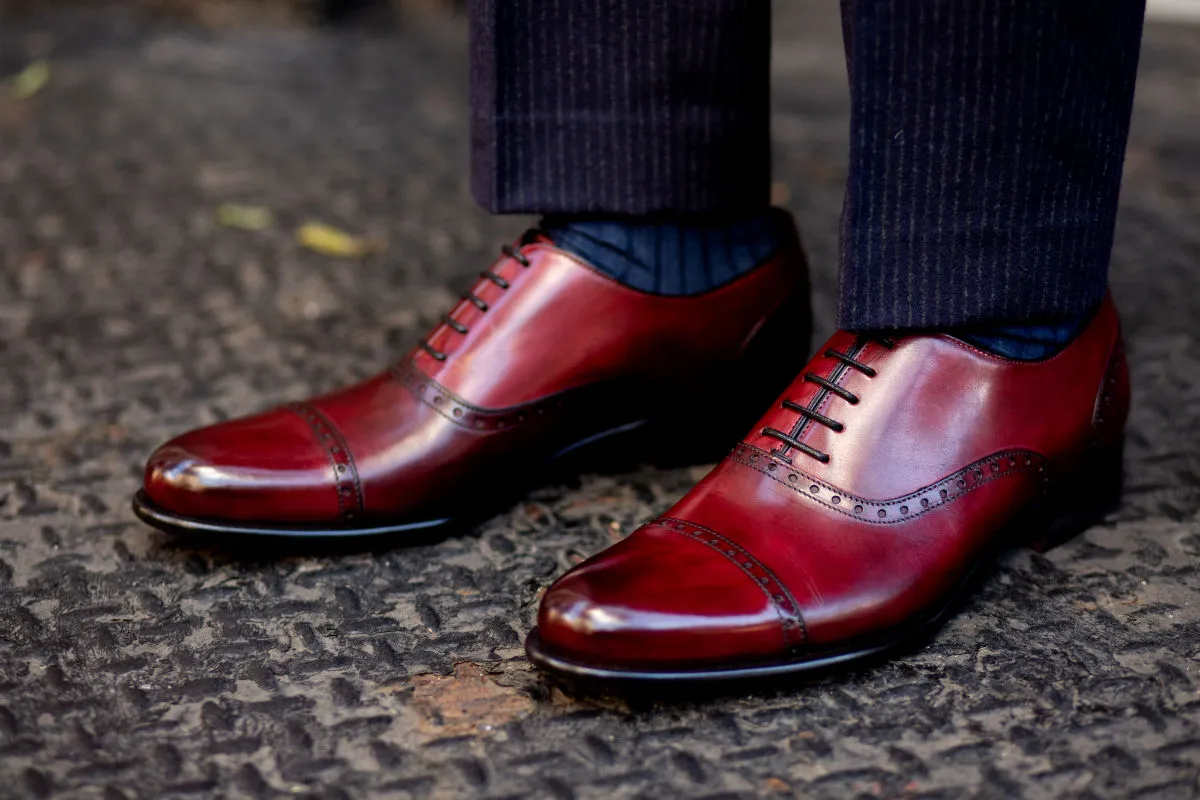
[134,227,811,538]
[528,295,1129,680]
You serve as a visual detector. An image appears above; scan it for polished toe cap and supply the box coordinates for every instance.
[143,406,347,524]
[537,521,801,671]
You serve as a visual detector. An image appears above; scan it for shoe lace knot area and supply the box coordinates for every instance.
[418,241,534,362]
[762,335,896,464]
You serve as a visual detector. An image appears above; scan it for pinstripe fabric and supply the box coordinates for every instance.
[468,0,772,215]
[838,0,1146,329]
[469,0,1146,327]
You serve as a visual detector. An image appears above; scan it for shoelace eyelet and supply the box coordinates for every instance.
[418,242,534,361]
[762,336,895,463]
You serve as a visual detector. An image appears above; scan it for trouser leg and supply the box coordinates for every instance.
[468,0,773,215]
[838,0,1146,329]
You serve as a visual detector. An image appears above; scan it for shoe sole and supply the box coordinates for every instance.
[524,446,1125,685]
[524,628,893,683]
[131,418,662,540]
[132,490,453,539]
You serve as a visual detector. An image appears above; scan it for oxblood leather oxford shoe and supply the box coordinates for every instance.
[528,294,1129,681]
[134,225,811,538]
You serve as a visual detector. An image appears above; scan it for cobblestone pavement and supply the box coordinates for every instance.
[1,6,1199,799]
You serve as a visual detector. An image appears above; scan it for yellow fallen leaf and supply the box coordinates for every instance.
[216,203,273,230]
[12,60,50,100]
[296,221,383,259]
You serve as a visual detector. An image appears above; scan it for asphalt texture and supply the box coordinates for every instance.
[1,5,1199,799]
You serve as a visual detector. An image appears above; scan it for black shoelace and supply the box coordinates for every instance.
[762,336,896,464]
[418,243,533,361]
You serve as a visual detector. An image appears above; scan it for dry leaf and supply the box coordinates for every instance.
[216,203,273,230]
[297,221,383,259]
[12,61,50,100]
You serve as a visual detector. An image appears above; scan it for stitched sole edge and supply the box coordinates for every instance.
[132,491,450,539]
[524,627,887,683]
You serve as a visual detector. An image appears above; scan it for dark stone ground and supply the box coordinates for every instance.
[1,5,1199,798]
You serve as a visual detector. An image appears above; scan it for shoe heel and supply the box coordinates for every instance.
[1025,444,1124,553]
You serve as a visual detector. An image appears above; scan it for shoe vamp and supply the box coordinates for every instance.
[669,454,1044,647]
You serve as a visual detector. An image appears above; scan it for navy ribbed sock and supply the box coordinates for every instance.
[541,211,788,295]
[956,310,1094,361]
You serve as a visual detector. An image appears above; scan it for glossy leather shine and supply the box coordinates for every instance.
[139,230,811,535]
[533,295,1130,677]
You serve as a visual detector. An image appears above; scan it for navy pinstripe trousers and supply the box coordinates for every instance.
[468,1,1146,329]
